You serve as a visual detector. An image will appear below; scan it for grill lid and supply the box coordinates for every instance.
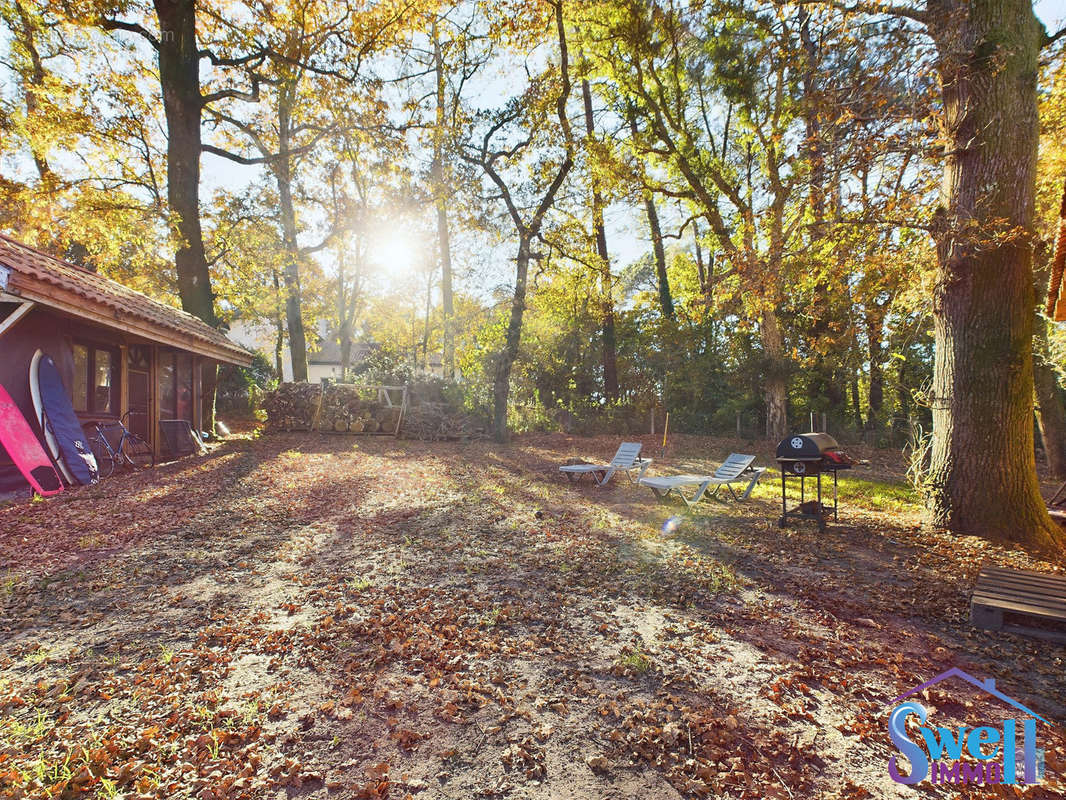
[776,432,841,460]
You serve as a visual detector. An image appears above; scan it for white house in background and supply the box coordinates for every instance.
[226,318,379,383]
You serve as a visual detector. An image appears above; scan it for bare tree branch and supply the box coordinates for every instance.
[98,17,160,49]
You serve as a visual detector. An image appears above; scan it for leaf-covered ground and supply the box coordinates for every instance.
[0,432,1064,799]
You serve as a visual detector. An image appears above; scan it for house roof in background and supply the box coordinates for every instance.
[309,337,379,365]
[0,234,252,365]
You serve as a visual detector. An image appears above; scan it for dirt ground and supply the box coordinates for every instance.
[0,432,1064,799]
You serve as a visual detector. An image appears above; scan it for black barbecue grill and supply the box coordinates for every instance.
[775,433,853,531]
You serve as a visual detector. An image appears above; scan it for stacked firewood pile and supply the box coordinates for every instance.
[319,383,403,433]
[263,383,322,430]
[402,402,488,441]
[263,382,483,439]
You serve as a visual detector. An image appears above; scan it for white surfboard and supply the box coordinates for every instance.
[30,348,75,484]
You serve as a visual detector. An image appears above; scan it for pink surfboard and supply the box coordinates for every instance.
[0,383,64,497]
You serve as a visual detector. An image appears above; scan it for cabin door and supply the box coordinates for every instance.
[127,346,151,442]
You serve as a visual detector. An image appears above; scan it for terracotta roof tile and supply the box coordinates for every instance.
[0,234,251,364]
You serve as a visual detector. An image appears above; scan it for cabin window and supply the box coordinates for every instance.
[71,342,118,415]
[128,345,150,371]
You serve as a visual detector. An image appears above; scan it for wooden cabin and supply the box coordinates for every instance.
[0,234,252,494]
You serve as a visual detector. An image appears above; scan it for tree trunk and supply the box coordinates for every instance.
[762,308,787,440]
[644,191,673,319]
[435,191,455,377]
[493,235,532,442]
[154,0,215,328]
[798,7,825,224]
[153,0,218,428]
[1033,255,1066,480]
[693,221,715,307]
[273,85,308,383]
[431,21,456,380]
[11,0,54,182]
[1036,181,1066,480]
[867,305,885,422]
[1034,313,1066,480]
[274,318,285,379]
[1044,180,1066,317]
[422,268,433,370]
[581,79,618,400]
[851,371,864,431]
[925,0,1061,549]
[340,325,352,380]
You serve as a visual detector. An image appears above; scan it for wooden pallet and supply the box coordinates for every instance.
[971,566,1066,643]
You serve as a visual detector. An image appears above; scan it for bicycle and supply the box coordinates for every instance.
[87,412,155,478]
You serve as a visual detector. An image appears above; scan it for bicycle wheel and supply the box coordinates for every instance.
[88,435,115,479]
[122,435,155,470]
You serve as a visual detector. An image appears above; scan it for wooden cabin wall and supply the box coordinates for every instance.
[2,307,230,490]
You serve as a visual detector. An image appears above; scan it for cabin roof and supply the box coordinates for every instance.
[0,235,252,365]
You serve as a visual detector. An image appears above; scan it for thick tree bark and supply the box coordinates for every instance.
[925,0,1061,549]
[581,79,618,400]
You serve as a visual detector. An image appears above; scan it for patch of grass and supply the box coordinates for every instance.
[839,476,920,513]
[18,749,74,791]
[206,731,222,759]
[479,606,503,627]
[615,646,653,674]
[348,576,373,591]
[159,644,175,663]
[24,646,50,666]
[5,709,52,743]
[192,704,215,722]
[703,561,740,594]
[239,698,263,725]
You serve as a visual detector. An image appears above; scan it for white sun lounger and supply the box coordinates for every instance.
[639,453,765,507]
[559,441,652,486]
